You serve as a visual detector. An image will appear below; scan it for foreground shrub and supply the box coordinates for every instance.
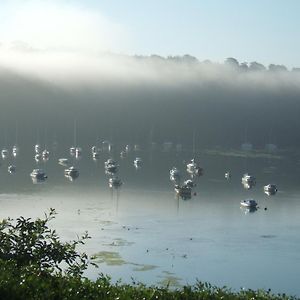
[0,208,93,277]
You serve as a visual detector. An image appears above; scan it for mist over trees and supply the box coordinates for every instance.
[0,49,300,149]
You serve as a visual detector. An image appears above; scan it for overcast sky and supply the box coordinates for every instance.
[0,0,299,68]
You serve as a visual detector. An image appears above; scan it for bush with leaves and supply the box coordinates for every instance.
[0,208,95,277]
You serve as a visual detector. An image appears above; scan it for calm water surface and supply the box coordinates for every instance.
[0,147,300,296]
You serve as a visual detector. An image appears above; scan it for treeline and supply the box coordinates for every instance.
[133,54,300,73]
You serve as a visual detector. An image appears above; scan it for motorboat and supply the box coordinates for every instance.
[92,146,100,158]
[194,166,203,177]
[120,150,126,159]
[34,144,41,154]
[30,169,47,180]
[12,145,19,157]
[225,171,231,179]
[70,146,76,156]
[264,184,278,195]
[240,199,258,208]
[64,166,79,179]
[58,158,69,166]
[109,177,123,188]
[187,158,203,177]
[8,165,16,174]
[241,173,256,185]
[133,157,142,168]
[92,152,100,159]
[186,158,197,173]
[42,149,50,160]
[75,147,82,158]
[175,184,192,200]
[105,158,116,166]
[170,167,180,182]
[125,145,131,153]
[1,149,9,159]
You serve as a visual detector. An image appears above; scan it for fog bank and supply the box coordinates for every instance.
[0,49,299,149]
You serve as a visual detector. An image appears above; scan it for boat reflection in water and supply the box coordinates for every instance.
[58,158,69,167]
[8,165,16,174]
[240,206,258,214]
[30,169,47,183]
[225,171,231,180]
[64,167,79,181]
[175,184,192,200]
[109,177,123,189]
[242,182,255,190]
[35,153,42,163]
[120,150,126,159]
[31,177,47,184]
[65,174,79,182]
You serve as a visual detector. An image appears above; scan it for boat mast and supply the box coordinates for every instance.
[192,129,196,157]
[74,120,77,147]
[44,128,47,149]
[15,121,18,146]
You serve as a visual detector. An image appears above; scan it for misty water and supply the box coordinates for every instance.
[0,144,300,296]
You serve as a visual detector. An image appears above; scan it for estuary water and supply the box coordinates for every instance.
[0,146,300,296]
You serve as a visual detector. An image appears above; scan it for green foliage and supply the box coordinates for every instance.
[0,210,298,299]
[0,208,93,277]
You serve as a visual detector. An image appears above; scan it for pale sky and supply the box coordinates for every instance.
[0,0,299,68]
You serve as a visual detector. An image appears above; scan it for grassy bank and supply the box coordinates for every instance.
[0,263,296,300]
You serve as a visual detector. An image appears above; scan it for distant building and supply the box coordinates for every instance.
[162,142,173,152]
[241,143,253,151]
[265,143,278,152]
[175,143,183,152]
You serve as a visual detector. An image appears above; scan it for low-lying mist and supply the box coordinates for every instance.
[0,49,299,150]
